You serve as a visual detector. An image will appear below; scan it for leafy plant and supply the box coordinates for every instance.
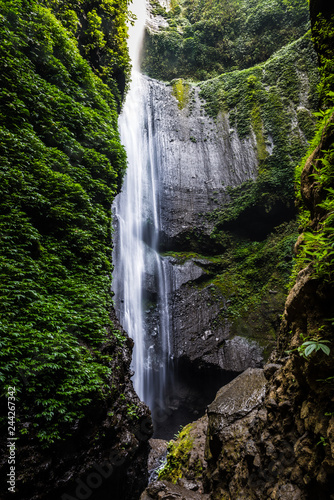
[127,403,139,420]
[317,436,329,447]
[298,338,330,358]
[0,0,129,446]
[291,107,334,285]
[286,334,331,359]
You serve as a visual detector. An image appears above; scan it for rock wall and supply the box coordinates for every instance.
[140,2,334,496]
[143,352,333,499]
[202,95,334,500]
[142,54,315,376]
[141,76,267,374]
[161,257,264,372]
[138,20,321,379]
[204,320,334,499]
[144,77,258,249]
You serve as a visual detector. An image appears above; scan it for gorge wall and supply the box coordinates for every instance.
[1,0,333,499]
[140,7,320,383]
[142,1,334,498]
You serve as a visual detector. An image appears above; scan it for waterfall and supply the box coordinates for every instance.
[112,0,172,417]
[112,0,261,437]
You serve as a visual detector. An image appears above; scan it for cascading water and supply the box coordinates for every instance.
[112,0,173,420]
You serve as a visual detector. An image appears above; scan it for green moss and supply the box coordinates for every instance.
[291,9,334,287]
[150,0,168,18]
[297,108,317,141]
[251,104,267,165]
[158,424,195,483]
[311,13,334,107]
[164,222,298,354]
[171,78,191,109]
[204,222,298,351]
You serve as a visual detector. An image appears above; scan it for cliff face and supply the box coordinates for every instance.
[143,78,258,249]
[145,2,334,498]
[139,32,319,381]
[205,91,334,498]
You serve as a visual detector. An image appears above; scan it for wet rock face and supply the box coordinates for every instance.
[171,276,263,371]
[146,0,170,33]
[144,77,258,250]
[148,439,168,482]
[207,368,267,430]
[144,348,334,499]
[140,76,266,377]
[199,254,334,499]
[205,368,267,479]
[145,255,264,374]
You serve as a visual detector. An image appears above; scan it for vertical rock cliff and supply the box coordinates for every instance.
[139,33,319,387]
[142,2,334,498]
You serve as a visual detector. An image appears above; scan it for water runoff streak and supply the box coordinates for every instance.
[112,0,173,419]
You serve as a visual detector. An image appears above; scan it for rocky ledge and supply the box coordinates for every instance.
[141,356,334,499]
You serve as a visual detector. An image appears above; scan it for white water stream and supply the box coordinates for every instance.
[112,0,172,413]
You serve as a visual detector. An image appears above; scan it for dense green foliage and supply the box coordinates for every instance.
[311,10,334,108]
[43,0,132,105]
[142,0,310,81]
[291,12,334,286]
[0,0,129,445]
[293,109,334,285]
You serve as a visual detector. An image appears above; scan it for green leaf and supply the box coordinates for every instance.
[319,344,330,355]
[304,344,316,356]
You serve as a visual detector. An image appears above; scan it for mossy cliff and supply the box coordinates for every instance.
[141,14,319,371]
[0,1,152,499]
[143,1,334,498]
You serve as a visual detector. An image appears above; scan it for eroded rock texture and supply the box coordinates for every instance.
[201,111,334,500]
[144,77,258,250]
[141,73,265,372]
[140,113,334,500]
[143,353,333,499]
